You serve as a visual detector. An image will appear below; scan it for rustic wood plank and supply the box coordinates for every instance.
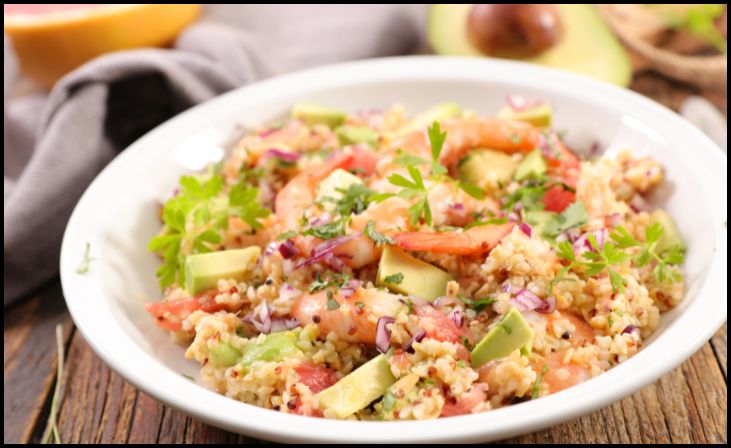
[3,282,74,444]
[711,324,727,379]
[127,392,165,444]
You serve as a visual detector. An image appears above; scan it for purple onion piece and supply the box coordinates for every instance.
[621,325,640,335]
[258,127,280,138]
[264,241,278,257]
[501,283,512,294]
[294,233,360,269]
[270,317,301,333]
[402,328,427,354]
[375,316,395,354]
[511,288,543,311]
[340,279,362,298]
[278,283,301,302]
[278,239,300,259]
[519,222,532,237]
[535,296,557,314]
[449,309,465,328]
[264,148,300,162]
[629,194,650,213]
[450,203,464,210]
[507,212,520,222]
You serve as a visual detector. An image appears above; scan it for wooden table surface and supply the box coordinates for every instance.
[3,72,727,444]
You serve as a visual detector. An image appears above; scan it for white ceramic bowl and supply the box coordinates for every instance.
[60,56,727,443]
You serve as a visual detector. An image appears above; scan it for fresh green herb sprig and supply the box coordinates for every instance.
[553,233,630,294]
[309,272,352,293]
[365,220,395,245]
[532,364,549,400]
[302,217,349,239]
[373,122,484,225]
[318,183,375,216]
[383,272,404,285]
[76,242,94,274]
[610,223,685,283]
[148,175,269,289]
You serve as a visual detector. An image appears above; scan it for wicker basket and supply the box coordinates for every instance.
[596,4,726,89]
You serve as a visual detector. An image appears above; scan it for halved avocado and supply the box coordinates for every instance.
[427,4,631,86]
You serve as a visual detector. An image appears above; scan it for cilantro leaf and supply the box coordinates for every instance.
[544,200,589,237]
[384,272,404,284]
[302,218,349,239]
[427,121,447,162]
[393,149,429,166]
[365,220,395,245]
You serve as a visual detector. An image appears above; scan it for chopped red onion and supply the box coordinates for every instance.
[519,222,532,237]
[264,148,300,162]
[258,127,280,138]
[621,325,640,335]
[308,212,332,227]
[629,194,650,213]
[555,232,569,243]
[501,283,512,293]
[264,241,278,257]
[375,316,395,354]
[295,233,360,268]
[402,328,427,354]
[450,203,464,210]
[449,309,465,328]
[278,239,299,259]
[407,294,430,308]
[535,296,557,314]
[513,201,523,213]
[245,301,272,334]
[511,288,544,311]
[270,317,301,333]
[339,279,362,298]
[507,212,520,222]
[573,229,607,255]
[505,95,544,112]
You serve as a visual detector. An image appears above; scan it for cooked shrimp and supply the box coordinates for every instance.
[531,310,595,393]
[291,288,402,344]
[392,223,514,255]
[389,118,540,169]
[145,292,227,331]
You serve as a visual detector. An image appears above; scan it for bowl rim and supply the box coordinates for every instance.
[60,55,727,443]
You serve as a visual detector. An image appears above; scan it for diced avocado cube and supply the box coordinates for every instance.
[459,149,517,189]
[514,149,547,181]
[336,125,378,147]
[471,308,535,368]
[523,210,557,239]
[317,354,396,418]
[209,341,241,368]
[649,210,685,254]
[291,103,346,127]
[498,103,553,127]
[240,331,302,366]
[393,103,461,138]
[316,168,364,212]
[184,247,260,295]
[376,246,453,302]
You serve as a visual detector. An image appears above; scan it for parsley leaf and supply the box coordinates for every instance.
[365,220,395,245]
[76,242,94,274]
[393,148,429,167]
[302,218,349,239]
[384,272,404,284]
[148,174,269,289]
[543,200,589,237]
[532,364,549,399]
[326,290,340,310]
[609,223,685,283]
[309,272,352,293]
[333,184,375,216]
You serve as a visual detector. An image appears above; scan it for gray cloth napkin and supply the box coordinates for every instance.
[3,5,427,305]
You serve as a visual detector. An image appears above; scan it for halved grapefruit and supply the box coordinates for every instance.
[4,4,201,88]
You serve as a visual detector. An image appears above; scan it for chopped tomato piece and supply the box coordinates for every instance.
[542,185,576,213]
[295,362,340,394]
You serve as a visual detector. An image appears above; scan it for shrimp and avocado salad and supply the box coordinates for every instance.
[145,99,686,420]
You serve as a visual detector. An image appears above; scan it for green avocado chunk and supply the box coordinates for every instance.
[459,148,517,189]
[291,103,346,127]
[471,308,535,368]
[240,331,302,366]
[649,210,686,254]
[393,102,461,138]
[376,246,454,302]
[427,4,632,86]
[336,125,378,147]
[497,103,553,127]
[514,149,547,181]
[184,247,261,295]
[317,354,396,418]
[208,341,241,368]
